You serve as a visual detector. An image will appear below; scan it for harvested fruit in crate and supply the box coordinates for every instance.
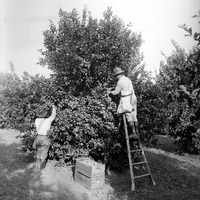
[75,158,105,190]
[79,159,99,166]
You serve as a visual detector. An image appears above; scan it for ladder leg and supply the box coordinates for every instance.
[137,124,156,187]
[123,114,135,191]
[134,121,139,135]
[122,114,156,190]
[143,152,156,186]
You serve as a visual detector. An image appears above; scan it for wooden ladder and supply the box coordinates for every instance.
[120,113,156,191]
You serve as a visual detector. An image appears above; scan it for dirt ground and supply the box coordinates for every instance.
[0,129,200,200]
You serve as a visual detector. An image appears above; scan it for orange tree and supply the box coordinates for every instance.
[131,66,166,143]
[155,13,200,154]
[39,7,143,94]
[0,8,158,170]
[0,70,53,149]
[37,7,145,168]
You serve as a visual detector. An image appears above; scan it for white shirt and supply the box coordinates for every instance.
[35,106,56,136]
[112,75,134,96]
[111,75,135,113]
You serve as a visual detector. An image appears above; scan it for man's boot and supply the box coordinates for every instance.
[128,121,138,139]
[134,121,139,135]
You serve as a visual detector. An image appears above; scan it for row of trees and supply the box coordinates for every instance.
[0,8,199,171]
[156,13,200,153]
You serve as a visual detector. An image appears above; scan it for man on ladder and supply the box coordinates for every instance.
[108,67,155,191]
[108,67,138,139]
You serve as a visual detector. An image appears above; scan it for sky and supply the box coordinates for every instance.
[0,0,199,77]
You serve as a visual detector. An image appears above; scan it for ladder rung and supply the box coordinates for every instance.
[131,149,143,152]
[134,173,151,179]
[120,113,156,190]
[132,161,147,165]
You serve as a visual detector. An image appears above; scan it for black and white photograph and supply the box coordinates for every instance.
[0,0,200,199]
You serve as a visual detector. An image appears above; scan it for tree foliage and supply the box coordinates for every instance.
[3,8,199,171]
[0,8,146,171]
[39,7,143,95]
[156,13,200,154]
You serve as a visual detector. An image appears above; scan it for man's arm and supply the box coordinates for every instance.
[110,83,122,95]
[48,105,57,122]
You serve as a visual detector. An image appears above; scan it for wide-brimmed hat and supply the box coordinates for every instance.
[113,67,124,76]
[36,107,48,118]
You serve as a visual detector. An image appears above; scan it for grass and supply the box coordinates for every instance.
[0,130,75,200]
[0,130,200,200]
[104,135,200,200]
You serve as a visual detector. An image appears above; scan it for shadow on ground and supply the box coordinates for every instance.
[0,130,200,200]
[153,135,179,152]
[0,130,82,200]
[105,147,200,200]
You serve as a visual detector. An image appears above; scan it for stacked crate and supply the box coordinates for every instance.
[74,157,105,190]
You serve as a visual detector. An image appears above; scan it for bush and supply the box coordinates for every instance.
[48,85,119,165]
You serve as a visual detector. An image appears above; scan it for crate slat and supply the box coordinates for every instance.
[75,158,105,178]
[74,158,105,190]
[75,171,104,190]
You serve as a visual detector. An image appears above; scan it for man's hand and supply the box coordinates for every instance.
[52,104,57,110]
[107,89,113,96]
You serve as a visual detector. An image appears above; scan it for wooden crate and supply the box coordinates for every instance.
[74,158,105,190]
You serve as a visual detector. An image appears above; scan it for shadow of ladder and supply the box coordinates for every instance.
[120,113,156,191]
